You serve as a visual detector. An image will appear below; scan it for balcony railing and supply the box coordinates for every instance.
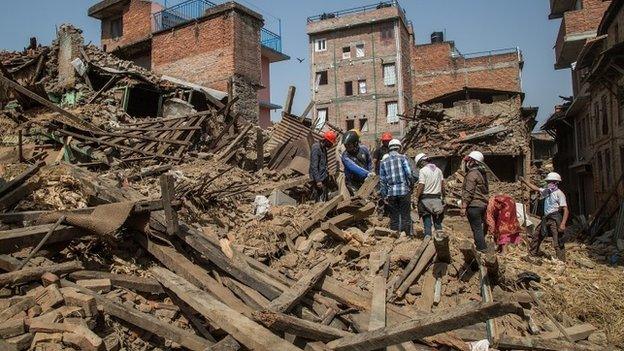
[153,0,283,53]
[153,0,217,32]
[307,0,403,23]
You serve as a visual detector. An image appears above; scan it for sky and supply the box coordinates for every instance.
[0,0,572,128]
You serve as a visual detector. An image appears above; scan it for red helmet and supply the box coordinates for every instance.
[323,130,337,145]
[381,132,393,142]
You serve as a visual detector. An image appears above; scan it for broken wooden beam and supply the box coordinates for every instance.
[395,241,435,298]
[150,267,301,351]
[16,215,66,270]
[325,301,522,351]
[292,195,344,240]
[159,174,179,235]
[267,260,329,313]
[284,86,296,114]
[433,230,450,263]
[0,223,83,254]
[68,271,163,294]
[0,261,83,286]
[252,309,352,342]
[369,252,387,331]
[390,236,430,298]
[60,279,212,351]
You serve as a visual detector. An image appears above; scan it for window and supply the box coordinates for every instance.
[606,148,613,188]
[342,46,351,59]
[315,108,327,130]
[383,63,396,86]
[344,81,353,96]
[315,70,328,88]
[356,44,365,57]
[358,80,367,94]
[602,95,609,135]
[346,119,355,130]
[110,17,123,39]
[359,118,369,132]
[386,101,398,123]
[314,38,327,52]
[380,25,394,40]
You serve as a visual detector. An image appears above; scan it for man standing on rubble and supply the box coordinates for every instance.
[341,130,373,194]
[309,130,337,202]
[460,151,489,251]
[373,132,393,173]
[522,172,568,261]
[413,153,445,237]
[379,139,413,235]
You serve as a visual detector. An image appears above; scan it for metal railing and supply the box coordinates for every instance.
[459,47,521,59]
[153,0,217,32]
[307,0,402,23]
[261,27,281,52]
[153,0,283,54]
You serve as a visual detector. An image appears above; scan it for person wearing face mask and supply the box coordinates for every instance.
[522,172,568,261]
[460,151,489,251]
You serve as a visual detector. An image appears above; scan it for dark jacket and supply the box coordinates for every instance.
[462,168,489,208]
[373,145,389,172]
[309,141,328,183]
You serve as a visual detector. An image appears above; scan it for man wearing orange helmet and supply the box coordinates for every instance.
[309,130,337,202]
[373,132,393,173]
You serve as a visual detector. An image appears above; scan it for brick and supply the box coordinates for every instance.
[61,289,98,317]
[5,332,33,351]
[27,305,42,318]
[62,325,104,351]
[76,279,112,293]
[0,296,34,322]
[31,332,63,345]
[0,318,25,338]
[28,320,71,334]
[100,0,152,52]
[41,273,59,288]
[35,285,64,313]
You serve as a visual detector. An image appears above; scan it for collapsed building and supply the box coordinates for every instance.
[0,6,622,351]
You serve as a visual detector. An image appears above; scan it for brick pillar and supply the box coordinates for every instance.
[57,24,84,89]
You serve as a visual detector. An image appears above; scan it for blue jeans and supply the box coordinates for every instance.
[422,213,443,237]
[387,194,412,235]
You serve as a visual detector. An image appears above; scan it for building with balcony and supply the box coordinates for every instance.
[549,0,610,69]
[88,0,289,128]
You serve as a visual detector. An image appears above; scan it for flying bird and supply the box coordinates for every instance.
[297,58,305,63]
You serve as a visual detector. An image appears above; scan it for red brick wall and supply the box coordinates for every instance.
[151,16,235,91]
[101,0,153,51]
[411,42,522,103]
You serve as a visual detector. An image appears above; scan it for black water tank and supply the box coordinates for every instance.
[431,31,444,43]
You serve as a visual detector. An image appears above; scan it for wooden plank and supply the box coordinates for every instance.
[252,309,352,342]
[16,215,66,270]
[175,226,282,300]
[395,241,435,298]
[0,162,42,198]
[267,260,329,313]
[150,267,301,351]
[495,335,602,351]
[325,301,521,351]
[218,124,253,161]
[68,271,164,294]
[0,261,83,286]
[540,323,597,341]
[0,182,36,212]
[369,252,387,331]
[59,279,211,351]
[222,277,270,310]
[284,86,296,114]
[355,175,379,199]
[0,75,101,132]
[0,296,34,322]
[291,195,343,240]
[134,233,252,316]
[0,223,83,254]
[390,236,431,299]
[256,127,264,171]
[56,129,182,161]
[159,174,179,235]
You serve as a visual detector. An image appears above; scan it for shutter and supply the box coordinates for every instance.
[386,102,398,123]
[383,64,396,86]
[316,109,327,129]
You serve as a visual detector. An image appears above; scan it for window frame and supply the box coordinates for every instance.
[344,81,353,96]
[385,101,398,124]
[358,79,367,94]
[355,43,365,58]
[315,70,328,87]
[314,38,327,52]
[383,63,397,86]
[110,16,123,39]
[342,46,351,59]
[315,108,328,130]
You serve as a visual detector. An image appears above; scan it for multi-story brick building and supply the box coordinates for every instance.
[88,0,289,128]
[306,1,527,147]
[542,0,613,217]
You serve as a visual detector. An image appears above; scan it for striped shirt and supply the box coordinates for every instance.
[379,151,413,198]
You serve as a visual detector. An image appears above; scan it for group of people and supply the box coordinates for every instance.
[309,129,570,261]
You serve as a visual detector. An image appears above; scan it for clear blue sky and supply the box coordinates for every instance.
[0,0,571,127]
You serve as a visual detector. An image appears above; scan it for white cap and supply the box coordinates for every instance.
[545,172,562,182]
[467,150,484,163]
[388,139,401,149]
[414,153,427,165]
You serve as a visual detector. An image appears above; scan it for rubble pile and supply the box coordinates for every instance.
[0,25,622,351]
